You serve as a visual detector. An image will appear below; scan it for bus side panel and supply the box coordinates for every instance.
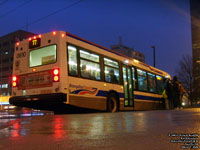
[68,77,108,110]
[133,91,162,110]
[58,38,68,98]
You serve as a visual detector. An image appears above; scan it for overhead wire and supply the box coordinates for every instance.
[21,0,83,28]
[0,0,32,18]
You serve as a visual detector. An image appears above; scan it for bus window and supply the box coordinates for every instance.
[148,73,156,93]
[68,45,78,76]
[132,67,137,89]
[104,58,119,68]
[104,58,119,84]
[104,66,119,83]
[80,50,101,80]
[80,50,99,62]
[156,75,164,94]
[29,45,56,67]
[137,69,148,91]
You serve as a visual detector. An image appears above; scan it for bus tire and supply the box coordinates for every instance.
[107,93,118,112]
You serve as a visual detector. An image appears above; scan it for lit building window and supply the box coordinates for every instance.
[4,51,8,55]
[2,84,8,88]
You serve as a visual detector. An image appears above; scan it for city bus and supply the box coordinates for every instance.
[9,31,171,112]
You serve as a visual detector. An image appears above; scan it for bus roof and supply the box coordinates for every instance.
[65,31,170,77]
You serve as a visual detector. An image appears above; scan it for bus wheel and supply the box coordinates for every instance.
[107,93,118,112]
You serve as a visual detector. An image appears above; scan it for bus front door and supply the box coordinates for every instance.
[122,65,134,107]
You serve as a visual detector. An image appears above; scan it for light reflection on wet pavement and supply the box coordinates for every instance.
[0,108,200,150]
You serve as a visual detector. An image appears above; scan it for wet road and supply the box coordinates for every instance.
[0,108,200,150]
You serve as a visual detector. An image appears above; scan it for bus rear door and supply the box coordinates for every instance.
[122,65,134,107]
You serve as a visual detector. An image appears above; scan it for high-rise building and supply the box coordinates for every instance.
[0,30,36,96]
[110,37,145,63]
[190,0,200,95]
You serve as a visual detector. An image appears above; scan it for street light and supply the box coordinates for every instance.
[151,46,155,67]
[0,51,2,110]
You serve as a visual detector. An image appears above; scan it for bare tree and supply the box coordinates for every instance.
[175,54,194,104]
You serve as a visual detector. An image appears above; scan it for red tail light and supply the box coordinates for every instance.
[12,75,18,87]
[53,68,59,75]
[53,68,60,82]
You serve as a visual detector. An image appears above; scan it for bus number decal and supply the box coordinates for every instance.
[29,38,41,49]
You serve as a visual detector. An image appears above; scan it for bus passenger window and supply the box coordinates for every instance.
[80,50,101,80]
[104,66,119,83]
[148,73,156,93]
[68,45,78,76]
[137,69,148,91]
[156,75,164,94]
[104,58,120,84]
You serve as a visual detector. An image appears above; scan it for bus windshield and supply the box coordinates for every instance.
[29,45,57,67]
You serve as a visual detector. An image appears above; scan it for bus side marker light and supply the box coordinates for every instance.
[104,84,106,87]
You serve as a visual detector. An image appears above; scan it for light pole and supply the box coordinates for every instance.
[151,46,155,67]
[0,50,2,110]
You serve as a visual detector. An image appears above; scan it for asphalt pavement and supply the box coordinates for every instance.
[0,108,200,150]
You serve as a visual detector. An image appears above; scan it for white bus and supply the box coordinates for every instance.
[9,31,170,112]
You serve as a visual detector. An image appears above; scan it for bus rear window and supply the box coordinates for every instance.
[29,45,57,67]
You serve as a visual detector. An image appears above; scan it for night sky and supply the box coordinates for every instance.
[0,0,192,77]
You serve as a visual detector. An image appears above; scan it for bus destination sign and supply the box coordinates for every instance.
[29,38,41,49]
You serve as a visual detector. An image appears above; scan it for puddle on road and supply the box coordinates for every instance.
[0,110,54,138]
